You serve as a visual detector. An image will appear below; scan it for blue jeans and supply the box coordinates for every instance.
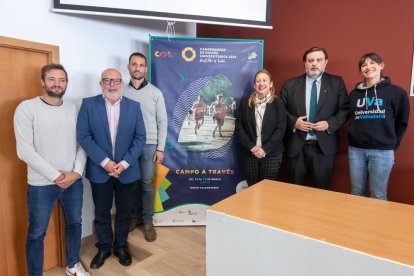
[131,144,156,224]
[26,179,83,276]
[348,146,394,200]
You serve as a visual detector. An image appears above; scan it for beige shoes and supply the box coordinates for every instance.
[143,223,157,242]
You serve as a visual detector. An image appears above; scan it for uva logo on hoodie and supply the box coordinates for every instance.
[353,86,386,120]
[356,97,383,108]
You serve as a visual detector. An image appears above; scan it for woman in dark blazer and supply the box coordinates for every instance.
[236,69,287,186]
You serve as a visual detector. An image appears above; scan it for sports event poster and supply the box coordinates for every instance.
[149,36,263,225]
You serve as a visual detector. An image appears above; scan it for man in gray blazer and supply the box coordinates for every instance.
[281,47,349,189]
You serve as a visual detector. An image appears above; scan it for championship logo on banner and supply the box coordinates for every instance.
[150,36,263,225]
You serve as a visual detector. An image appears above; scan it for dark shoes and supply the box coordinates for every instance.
[114,248,132,266]
[143,223,157,242]
[90,250,111,269]
[90,248,132,268]
[129,217,143,232]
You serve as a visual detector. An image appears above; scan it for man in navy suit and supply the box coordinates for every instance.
[281,47,349,190]
[77,68,146,269]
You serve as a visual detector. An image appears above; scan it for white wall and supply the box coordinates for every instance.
[1,0,196,237]
[207,210,414,276]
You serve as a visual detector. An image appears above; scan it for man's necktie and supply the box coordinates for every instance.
[308,80,317,136]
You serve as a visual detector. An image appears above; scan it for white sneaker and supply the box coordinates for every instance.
[66,262,91,276]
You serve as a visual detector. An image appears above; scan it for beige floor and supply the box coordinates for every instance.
[44,226,206,276]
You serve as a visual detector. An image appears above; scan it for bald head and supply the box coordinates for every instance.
[101,68,122,79]
[100,68,124,104]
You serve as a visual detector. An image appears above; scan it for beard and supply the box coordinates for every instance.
[306,67,325,79]
[46,88,65,98]
[131,71,145,80]
[103,90,121,103]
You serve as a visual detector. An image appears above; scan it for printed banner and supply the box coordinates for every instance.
[150,36,263,225]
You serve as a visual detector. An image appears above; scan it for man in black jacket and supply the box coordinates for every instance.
[281,47,349,189]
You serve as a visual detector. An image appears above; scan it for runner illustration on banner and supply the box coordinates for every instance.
[179,75,233,151]
[192,96,206,135]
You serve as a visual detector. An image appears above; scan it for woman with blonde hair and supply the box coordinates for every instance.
[236,69,287,186]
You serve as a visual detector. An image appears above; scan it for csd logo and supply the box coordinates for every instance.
[154,51,173,58]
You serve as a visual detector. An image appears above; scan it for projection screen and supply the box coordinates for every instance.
[52,0,272,29]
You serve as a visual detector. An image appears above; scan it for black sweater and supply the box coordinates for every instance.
[348,77,410,150]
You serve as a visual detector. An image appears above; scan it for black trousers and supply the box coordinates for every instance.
[90,177,136,251]
[287,144,335,190]
[241,153,283,186]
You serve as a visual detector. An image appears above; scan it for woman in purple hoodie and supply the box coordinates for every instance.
[348,52,410,200]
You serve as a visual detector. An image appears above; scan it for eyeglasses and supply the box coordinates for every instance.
[102,78,122,85]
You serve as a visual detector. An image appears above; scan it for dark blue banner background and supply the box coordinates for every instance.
[150,36,263,223]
